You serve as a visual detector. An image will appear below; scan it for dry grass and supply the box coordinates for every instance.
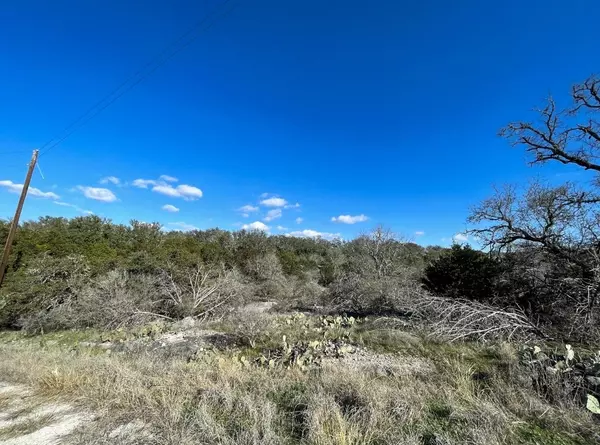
[0,319,598,445]
[0,413,59,440]
[0,393,13,410]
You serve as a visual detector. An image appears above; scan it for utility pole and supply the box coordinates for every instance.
[0,149,39,288]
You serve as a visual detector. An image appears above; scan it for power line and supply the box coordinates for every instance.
[38,0,235,158]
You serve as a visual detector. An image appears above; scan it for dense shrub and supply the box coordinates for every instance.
[1,254,92,328]
[20,269,162,333]
[422,244,505,302]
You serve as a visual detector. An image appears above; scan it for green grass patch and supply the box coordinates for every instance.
[515,422,592,445]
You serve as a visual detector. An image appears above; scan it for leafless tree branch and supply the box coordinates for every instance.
[415,294,543,342]
[500,75,600,172]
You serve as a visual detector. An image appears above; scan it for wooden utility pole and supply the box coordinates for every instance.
[0,149,39,288]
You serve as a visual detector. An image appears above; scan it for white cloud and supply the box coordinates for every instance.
[28,188,60,200]
[132,179,158,188]
[453,233,469,243]
[238,204,259,213]
[0,180,60,200]
[152,183,203,200]
[295,217,303,224]
[260,197,288,207]
[54,201,93,215]
[99,176,120,185]
[241,221,270,232]
[415,231,425,236]
[284,202,301,209]
[152,184,180,197]
[276,225,288,231]
[162,204,180,213]
[286,229,341,241]
[259,192,271,199]
[168,222,199,232]
[331,214,369,224]
[263,209,282,222]
[76,186,118,202]
[133,177,202,200]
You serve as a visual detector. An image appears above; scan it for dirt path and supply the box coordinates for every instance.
[0,382,89,445]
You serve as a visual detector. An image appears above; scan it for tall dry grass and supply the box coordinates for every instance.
[0,337,597,445]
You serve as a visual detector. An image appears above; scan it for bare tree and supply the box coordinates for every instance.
[352,225,405,278]
[500,75,600,173]
[471,75,600,261]
[469,182,600,266]
[470,75,600,332]
[160,262,238,319]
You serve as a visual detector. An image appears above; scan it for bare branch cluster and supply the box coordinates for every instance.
[352,225,407,278]
[160,263,238,319]
[415,295,540,342]
[468,182,600,267]
[500,75,600,172]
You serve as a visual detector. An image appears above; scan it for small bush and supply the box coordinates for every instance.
[326,272,421,315]
[289,279,326,310]
[159,263,245,319]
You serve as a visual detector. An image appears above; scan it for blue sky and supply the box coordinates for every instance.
[1,0,598,245]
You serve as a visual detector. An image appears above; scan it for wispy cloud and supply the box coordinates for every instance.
[238,204,259,218]
[0,180,60,200]
[54,201,93,215]
[24,187,60,200]
[260,196,288,207]
[168,222,198,231]
[241,221,270,232]
[99,176,120,185]
[264,209,282,222]
[76,186,118,202]
[295,217,303,224]
[159,175,178,183]
[284,202,300,209]
[276,225,288,231]
[132,179,158,189]
[331,214,368,224]
[238,204,259,213]
[415,231,425,236]
[453,233,469,243]
[286,229,341,241]
[162,204,180,213]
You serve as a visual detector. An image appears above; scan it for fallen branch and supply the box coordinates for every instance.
[414,295,544,342]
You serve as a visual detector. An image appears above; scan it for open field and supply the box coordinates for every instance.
[0,309,598,445]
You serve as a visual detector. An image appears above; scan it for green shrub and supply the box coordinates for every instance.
[422,244,505,302]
